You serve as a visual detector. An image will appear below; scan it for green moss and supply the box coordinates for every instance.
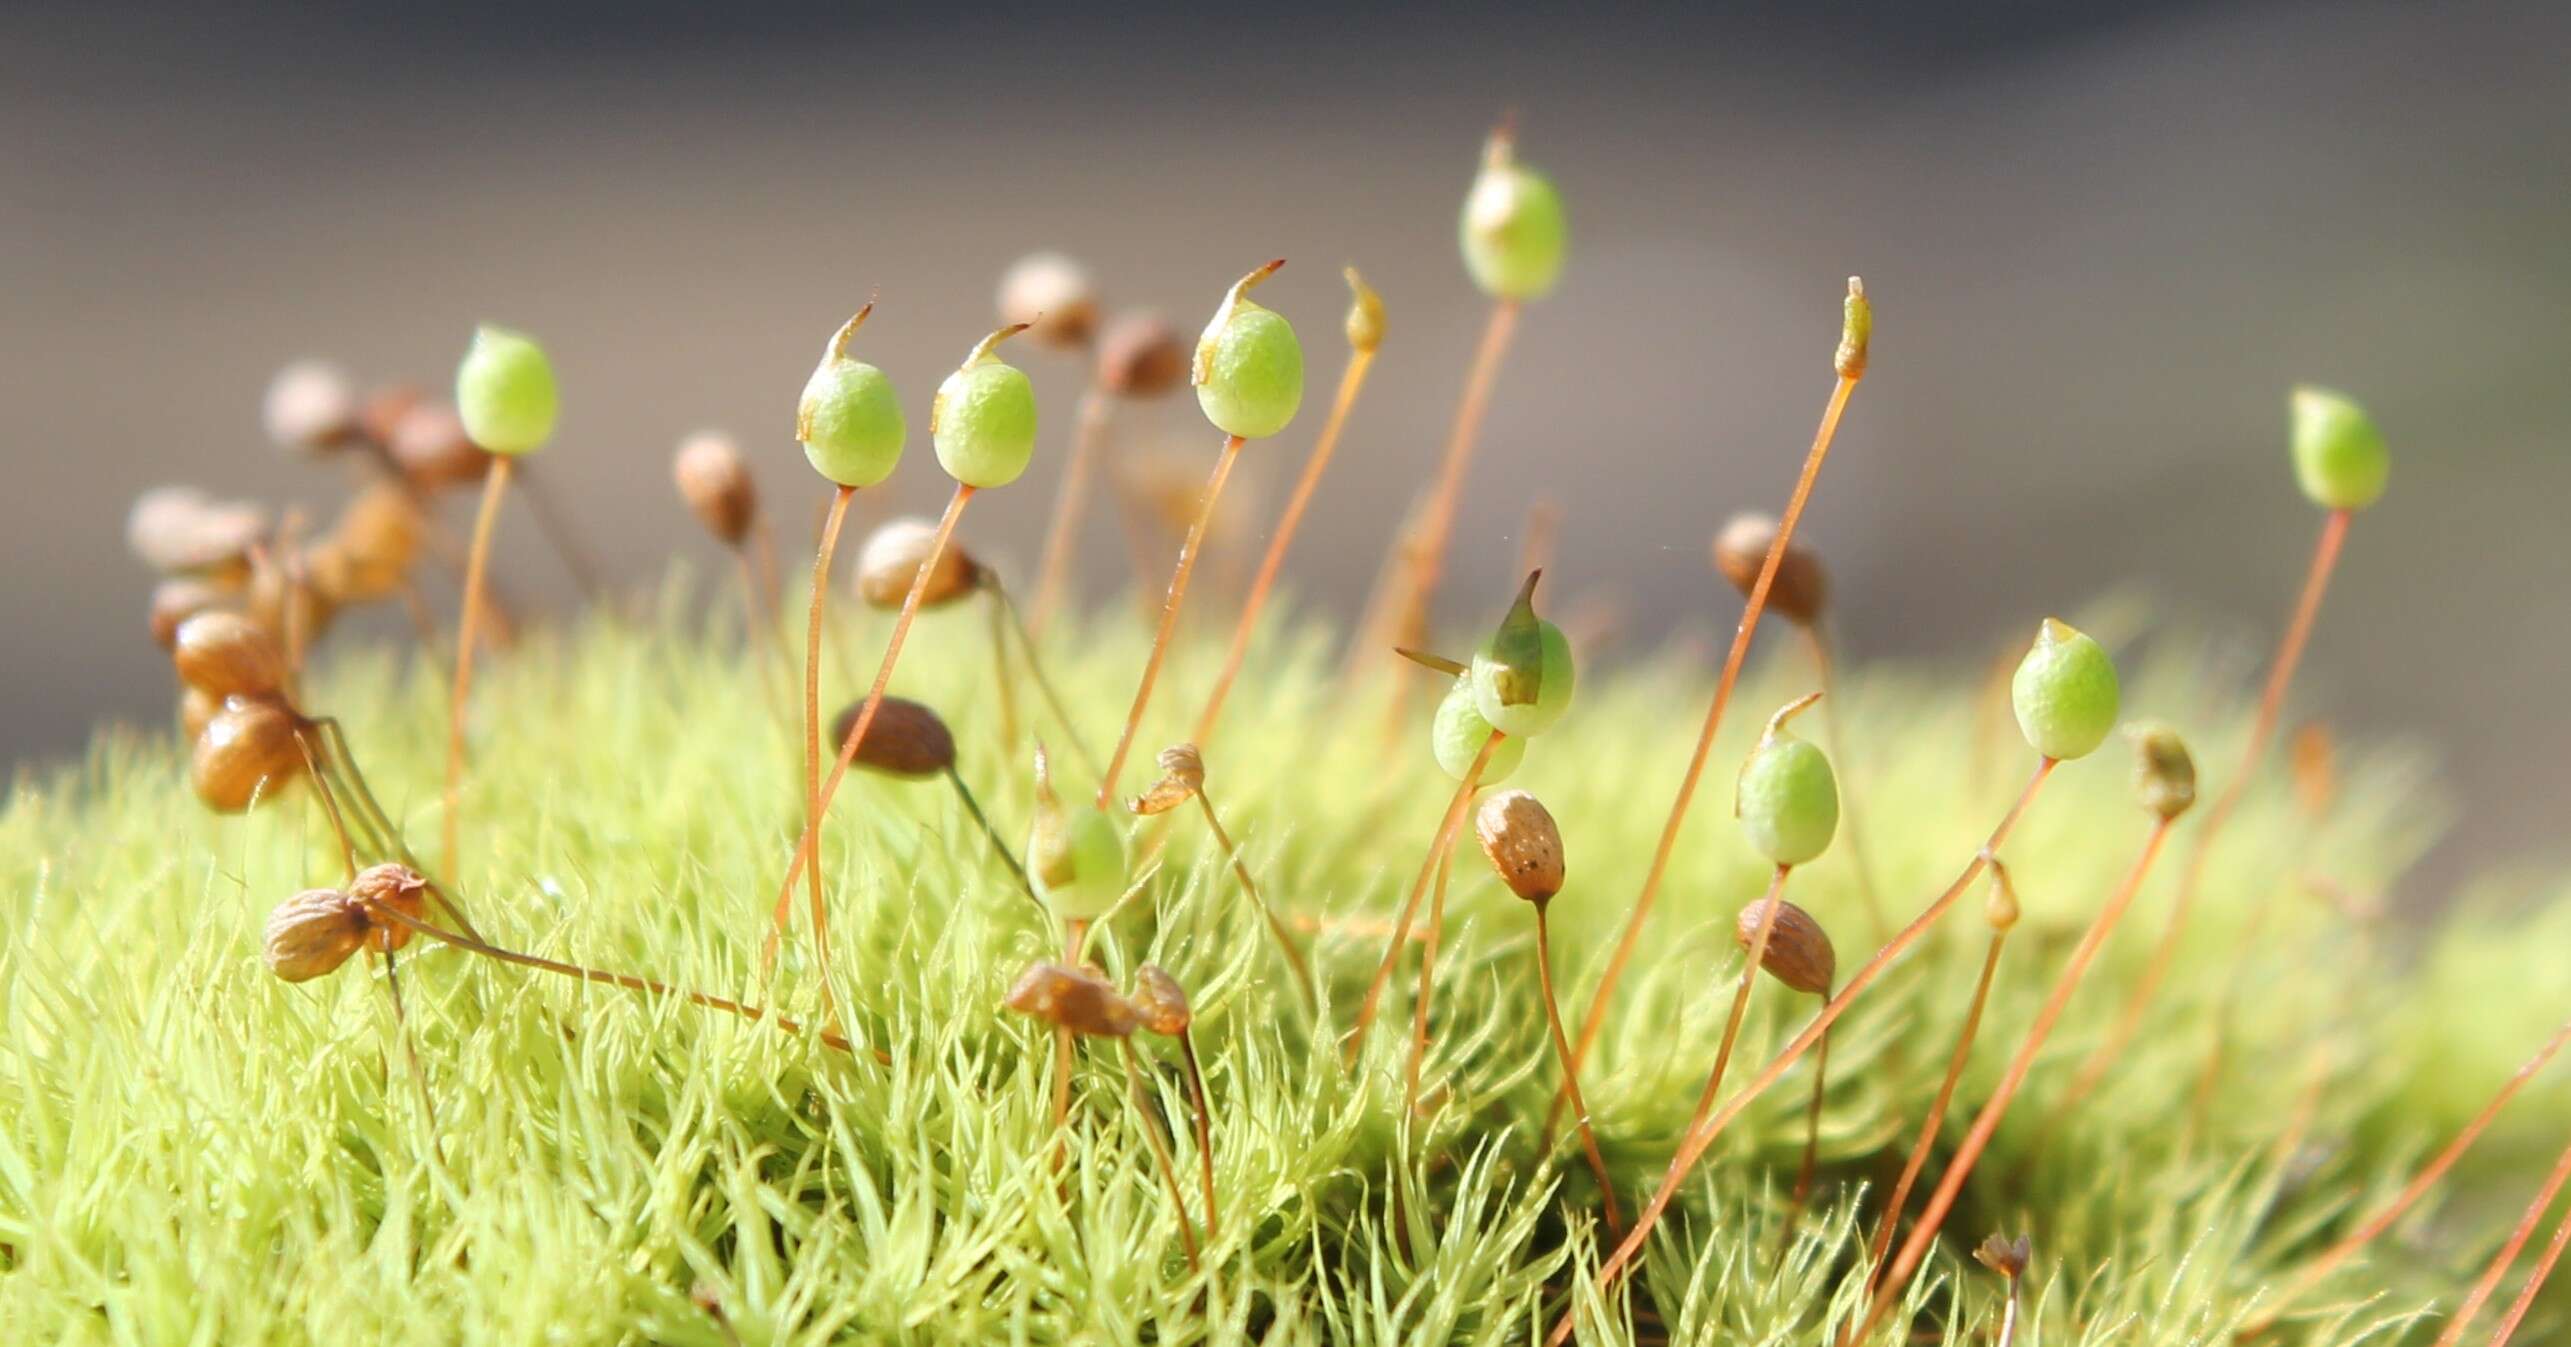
[0,581,2561,1343]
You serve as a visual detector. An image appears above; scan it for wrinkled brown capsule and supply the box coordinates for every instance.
[828,696,957,778]
[673,430,758,546]
[1476,789,1567,903]
[346,862,430,953]
[386,399,493,491]
[263,360,362,455]
[1734,897,1836,995]
[1712,511,1828,628]
[191,697,310,813]
[1129,743,1205,816]
[149,579,230,651]
[1003,961,1140,1038]
[2128,722,2198,821]
[171,612,288,700]
[263,888,368,982]
[1094,312,1190,398]
[127,486,269,580]
[998,252,1100,350]
[853,517,984,609]
[1129,964,1193,1037]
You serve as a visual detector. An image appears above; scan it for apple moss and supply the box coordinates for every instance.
[0,580,2562,1344]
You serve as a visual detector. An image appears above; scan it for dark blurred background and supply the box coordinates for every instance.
[5,1,2567,892]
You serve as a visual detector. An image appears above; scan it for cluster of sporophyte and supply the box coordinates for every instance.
[22,117,2568,1346]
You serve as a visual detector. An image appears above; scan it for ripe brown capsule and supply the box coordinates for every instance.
[149,578,230,651]
[997,252,1100,350]
[1734,897,1836,995]
[829,696,956,778]
[319,481,425,602]
[171,611,288,700]
[262,888,368,982]
[673,430,758,546]
[853,517,984,610]
[1129,964,1193,1037]
[262,360,362,455]
[2128,722,2198,821]
[1712,511,1828,628]
[346,862,430,953]
[1129,742,1205,816]
[127,486,269,580]
[191,696,311,813]
[1003,961,1140,1038]
[179,685,220,742]
[1476,789,1567,903]
[1094,312,1190,398]
[386,399,494,491]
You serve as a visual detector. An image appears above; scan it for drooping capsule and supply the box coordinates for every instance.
[1459,127,1568,302]
[1735,694,1838,867]
[672,431,758,546]
[1026,744,1128,921]
[997,252,1099,351]
[1003,960,1139,1038]
[1193,260,1303,441]
[852,517,984,609]
[171,611,288,700]
[262,360,362,455]
[1431,675,1526,786]
[346,862,431,953]
[2010,619,2121,761]
[2127,721,2198,822]
[1095,312,1191,398]
[262,888,367,982]
[1469,570,1576,738]
[1734,897,1836,995]
[932,325,1041,489]
[829,696,958,779]
[191,696,310,813]
[1128,964,1193,1037]
[2288,385,2389,512]
[796,306,906,489]
[454,325,559,455]
[1711,512,1828,628]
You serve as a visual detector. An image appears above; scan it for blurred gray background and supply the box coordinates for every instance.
[5,1,2567,892]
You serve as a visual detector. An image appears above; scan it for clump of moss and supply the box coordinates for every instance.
[0,582,2562,1344]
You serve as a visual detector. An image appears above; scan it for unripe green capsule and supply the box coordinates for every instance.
[453,325,558,455]
[1470,570,1575,738]
[933,324,1039,488]
[797,305,906,488]
[2289,385,2388,512]
[1432,676,1525,785]
[1026,744,1127,921]
[1735,694,1838,866]
[2011,618,2121,761]
[1193,260,1303,440]
[1459,129,1567,301]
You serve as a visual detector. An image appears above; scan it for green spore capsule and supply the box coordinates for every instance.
[1193,259,1303,440]
[1432,676,1525,785]
[2289,385,2389,512]
[1026,744,1127,921]
[453,325,558,456]
[1459,126,1567,301]
[2011,618,2121,761]
[1735,693,1838,867]
[796,304,906,488]
[1470,570,1575,738]
[932,324,1039,488]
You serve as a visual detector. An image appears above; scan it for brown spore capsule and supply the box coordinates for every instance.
[172,611,288,700]
[191,697,311,813]
[263,360,362,455]
[1003,961,1140,1038]
[1094,312,1190,398]
[1712,511,1828,628]
[1129,743,1205,816]
[321,480,426,602]
[998,251,1100,350]
[263,888,368,982]
[1129,964,1193,1037]
[386,399,493,491]
[1476,789,1567,903]
[853,517,983,610]
[1734,897,1836,995]
[127,486,269,580]
[150,579,230,651]
[829,696,956,779]
[2128,722,2198,821]
[346,862,431,953]
[673,430,758,546]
